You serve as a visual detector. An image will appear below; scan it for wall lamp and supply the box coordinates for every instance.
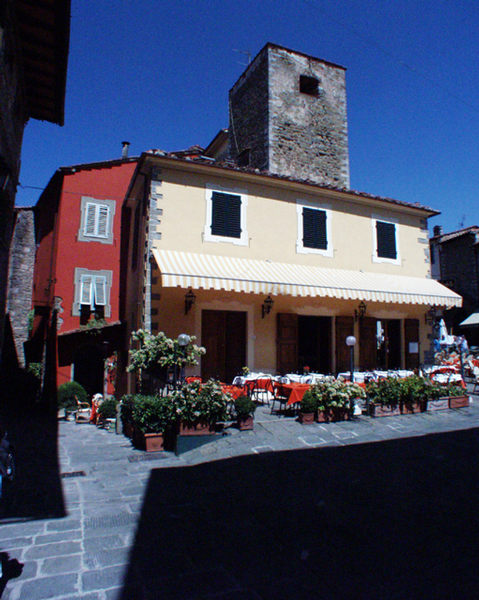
[262,295,274,318]
[184,289,196,315]
[354,301,367,321]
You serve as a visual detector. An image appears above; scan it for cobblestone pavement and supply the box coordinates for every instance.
[1,386,479,599]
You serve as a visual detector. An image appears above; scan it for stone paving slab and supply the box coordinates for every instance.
[1,387,479,598]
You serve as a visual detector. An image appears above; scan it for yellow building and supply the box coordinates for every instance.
[122,152,460,387]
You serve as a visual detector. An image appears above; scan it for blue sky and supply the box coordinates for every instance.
[16,0,479,234]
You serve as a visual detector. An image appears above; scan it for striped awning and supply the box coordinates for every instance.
[152,249,462,308]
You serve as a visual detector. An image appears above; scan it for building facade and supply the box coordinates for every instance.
[0,0,69,367]
[121,153,460,392]
[31,158,138,396]
[430,225,479,345]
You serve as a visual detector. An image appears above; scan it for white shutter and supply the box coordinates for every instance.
[84,203,97,236]
[79,275,93,306]
[97,206,109,237]
[93,276,107,306]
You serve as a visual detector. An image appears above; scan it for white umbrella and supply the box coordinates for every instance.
[438,319,448,344]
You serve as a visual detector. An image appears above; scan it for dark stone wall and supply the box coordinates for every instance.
[228,44,350,188]
[228,48,269,171]
[268,46,349,187]
[0,8,28,362]
[7,209,35,366]
[439,235,479,312]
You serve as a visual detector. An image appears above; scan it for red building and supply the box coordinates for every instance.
[30,155,138,397]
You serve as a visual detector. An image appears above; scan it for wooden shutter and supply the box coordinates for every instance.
[97,205,109,237]
[359,317,378,370]
[376,221,397,259]
[405,318,419,369]
[303,207,327,249]
[84,203,97,236]
[276,313,298,374]
[211,192,241,238]
[94,276,107,306]
[80,275,93,306]
[335,316,354,373]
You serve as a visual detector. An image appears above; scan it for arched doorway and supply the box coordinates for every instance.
[73,343,103,397]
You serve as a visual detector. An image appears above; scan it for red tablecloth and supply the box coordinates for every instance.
[274,383,311,406]
[243,378,275,395]
[221,385,245,400]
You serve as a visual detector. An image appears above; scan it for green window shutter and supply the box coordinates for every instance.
[303,208,327,249]
[211,192,241,238]
[376,221,397,259]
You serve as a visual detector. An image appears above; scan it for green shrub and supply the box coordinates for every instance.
[120,394,136,425]
[131,395,174,433]
[98,397,118,419]
[234,395,257,419]
[300,391,317,413]
[170,379,229,425]
[57,381,88,410]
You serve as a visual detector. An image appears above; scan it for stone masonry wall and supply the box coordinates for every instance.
[7,208,35,366]
[268,46,349,188]
[439,234,479,313]
[228,48,269,170]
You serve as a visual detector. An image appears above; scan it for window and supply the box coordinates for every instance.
[237,149,250,167]
[73,268,112,317]
[296,201,332,256]
[372,217,400,264]
[78,197,116,244]
[299,75,319,96]
[204,184,248,246]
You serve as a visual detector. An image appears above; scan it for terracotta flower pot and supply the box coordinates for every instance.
[330,407,350,422]
[427,398,449,411]
[371,404,400,417]
[299,411,315,425]
[401,401,425,414]
[143,432,165,452]
[178,421,215,436]
[448,395,469,409]
[238,415,254,430]
[316,410,329,423]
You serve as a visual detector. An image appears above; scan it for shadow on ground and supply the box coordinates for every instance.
[122,429,479,599]
[0,368,65,521]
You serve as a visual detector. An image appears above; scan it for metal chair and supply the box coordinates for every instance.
[270,383,289,415]
[75,395,92,423]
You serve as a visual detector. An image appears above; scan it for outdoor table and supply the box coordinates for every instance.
[220,385,245,400]
[274,382,311,406]
[430,373,466,388]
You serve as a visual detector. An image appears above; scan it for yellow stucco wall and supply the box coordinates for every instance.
[150,164,429,278]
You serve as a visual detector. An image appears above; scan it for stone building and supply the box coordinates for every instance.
[0,0,70,366]
[227,43,350,188]
[6,208,35,366]
[430,225,479,345]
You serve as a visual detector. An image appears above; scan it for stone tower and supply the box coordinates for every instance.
[228,43,350,188]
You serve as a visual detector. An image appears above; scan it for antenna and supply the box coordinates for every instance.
[458,214,465,229]
[233,48,251,67]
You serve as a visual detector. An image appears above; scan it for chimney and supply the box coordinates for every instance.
[433,225,443,237]
[121,141,130,158]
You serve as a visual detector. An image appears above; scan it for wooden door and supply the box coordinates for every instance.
[359,317,377,370]
[335,316,354,373]
[277,313,298,374]
[201,310,246,382]
[404,319,419,370]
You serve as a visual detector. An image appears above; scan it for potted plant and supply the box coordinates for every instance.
[299,391,317,424]
[131,395,174,451]
[234,395,257,430]
[445,384,470,409]
[366,378,401,417]
[127,329,206,392]
[172,379,229,435]
[399,376,426,414]
[120,394,136,438]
